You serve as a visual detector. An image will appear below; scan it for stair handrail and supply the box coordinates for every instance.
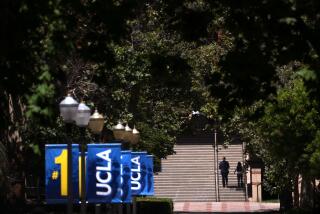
[242,141,249,201]
[214,129,220,202]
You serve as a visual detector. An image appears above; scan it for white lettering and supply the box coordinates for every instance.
[96,171,112,183]
[131,172,141,181]
[96,150,111,164]
[96,183,112,196]
[131,156,141,190]
[131,180,141,190]
[96,149,112,196]
[131,156,140,172]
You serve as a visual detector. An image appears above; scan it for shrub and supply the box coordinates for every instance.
[136,197,173,214]
[286,208,312,214]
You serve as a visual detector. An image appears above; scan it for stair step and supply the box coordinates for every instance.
[155,187,216,189]
[155,141,246,202]
[155,180,238,182]
[155,190,244,194]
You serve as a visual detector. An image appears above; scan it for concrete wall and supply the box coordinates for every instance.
[249,168,262,202]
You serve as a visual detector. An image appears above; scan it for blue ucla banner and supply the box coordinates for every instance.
[45,144,79,204]
[86,143,121,203]
[145,155,154,196]
[120,151,132,203]
[131,152,148,195]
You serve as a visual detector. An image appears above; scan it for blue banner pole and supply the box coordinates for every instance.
[146,155,154,196]
[121,151,132,203]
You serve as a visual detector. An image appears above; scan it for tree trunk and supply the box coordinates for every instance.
[300,174,313,209]
[293,174,299,207]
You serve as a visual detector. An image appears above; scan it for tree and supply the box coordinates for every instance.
[1,1,221,203]
[230,70,320,210]
[205,0,320,114]
[4,1,320,211]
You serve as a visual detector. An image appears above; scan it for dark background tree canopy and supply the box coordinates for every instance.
[1,0,320,211]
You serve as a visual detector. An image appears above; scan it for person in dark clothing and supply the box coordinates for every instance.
[234,162,243,187]
[219,157,230,187]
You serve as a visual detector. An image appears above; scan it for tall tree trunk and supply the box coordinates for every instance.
[293,174,299,207]
[300,174,313,209]
[0,91,26,208]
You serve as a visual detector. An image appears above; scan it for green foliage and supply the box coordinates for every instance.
[259,77,319,171]
[136,197,173,214]
[204,0,320,114]
[296,67,317,81]
[232,75,320,195]
[307,131,320,178]
[2,0,320,209]
[26,69,56,121]
[266,78,317,190]
[136,123,175,159]
[1,1,225,186]
[224,71,320,198]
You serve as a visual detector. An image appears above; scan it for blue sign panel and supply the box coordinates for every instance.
[86,143,121,203]
[45,144,79,204]
[145,155,154,196]
[131,152,148,195]
[120,151,132,203]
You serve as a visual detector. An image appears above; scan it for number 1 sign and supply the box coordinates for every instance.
[45,144,79,204]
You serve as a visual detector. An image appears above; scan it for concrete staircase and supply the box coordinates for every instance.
[154,136,246,202]
[217,144,246,202]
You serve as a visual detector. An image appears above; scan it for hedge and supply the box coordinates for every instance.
[136,197,173,214]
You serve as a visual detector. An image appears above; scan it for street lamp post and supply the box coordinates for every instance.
[88,109,105,141]
[123,124,132,141]
[112,122,140,214]
[112,121,140,145]
[131,126,140,145]
[112,121,128,214]
[75,102,91,214]
[122,124,133,150]
[59,94,79,214]
[214,128,220,202]
[60,95,140,214]
[88,109,105,214]
[113,121,126,141]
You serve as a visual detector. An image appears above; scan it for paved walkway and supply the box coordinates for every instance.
[174,202,280,213]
